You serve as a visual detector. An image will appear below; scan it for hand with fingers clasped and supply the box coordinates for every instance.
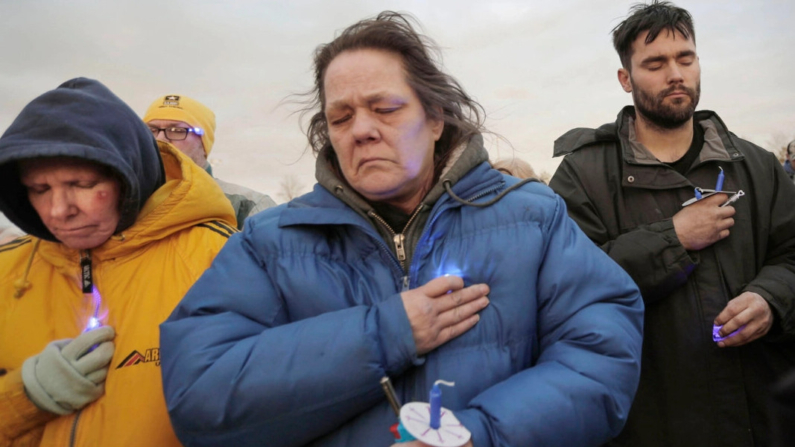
[714,292,773,347]
[673,193,736,251]
[401,275,490,356]
[21,326,116,415]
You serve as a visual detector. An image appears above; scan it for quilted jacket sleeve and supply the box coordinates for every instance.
[0,368,56,447]
[550,158,696,304]
[160,223,418,447]
[454,195,644,447]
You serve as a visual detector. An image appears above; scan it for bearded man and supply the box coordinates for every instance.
[550,2,795,446]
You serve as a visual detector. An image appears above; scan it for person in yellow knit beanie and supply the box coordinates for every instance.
[144,94,275,229]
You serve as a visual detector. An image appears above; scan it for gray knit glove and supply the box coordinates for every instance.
[21,326,115,415]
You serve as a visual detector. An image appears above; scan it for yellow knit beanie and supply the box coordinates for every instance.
[143,95,216,155]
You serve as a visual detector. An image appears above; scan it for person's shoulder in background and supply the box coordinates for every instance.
[0,213,24,244]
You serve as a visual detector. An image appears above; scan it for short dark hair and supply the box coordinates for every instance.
[304,11,485,180]
[612,1,695,70]
[787,140,795,156]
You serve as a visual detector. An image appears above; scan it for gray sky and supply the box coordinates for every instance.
[1,0,793,201]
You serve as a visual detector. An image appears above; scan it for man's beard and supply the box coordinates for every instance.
[632,78,701,130]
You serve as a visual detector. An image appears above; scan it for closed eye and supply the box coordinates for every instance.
[330,115,351,126]
[26,186,49,195]
[375,107,399,114]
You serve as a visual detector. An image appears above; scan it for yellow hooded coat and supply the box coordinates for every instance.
[0,142,236,446]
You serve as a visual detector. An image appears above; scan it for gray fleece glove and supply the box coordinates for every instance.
[21,326,115,415]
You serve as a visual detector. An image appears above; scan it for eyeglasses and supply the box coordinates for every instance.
[148,126,204,141]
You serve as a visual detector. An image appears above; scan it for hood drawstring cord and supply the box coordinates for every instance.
[14,239,41,298]
[443,177,538,208]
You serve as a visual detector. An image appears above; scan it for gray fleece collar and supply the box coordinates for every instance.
[314,135,490,216]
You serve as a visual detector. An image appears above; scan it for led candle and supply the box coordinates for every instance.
[399,379,470,446]
[81,284,104,356]
[429,380,455,430]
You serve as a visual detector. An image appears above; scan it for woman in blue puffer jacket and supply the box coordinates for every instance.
[160,12,644,447]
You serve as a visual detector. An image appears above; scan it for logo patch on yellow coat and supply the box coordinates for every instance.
[116,348,160,368]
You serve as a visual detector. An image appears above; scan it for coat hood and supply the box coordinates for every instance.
[4,141,236,299]
[0,77,164,241]
[552,108,624,158]
[24,140,235,267]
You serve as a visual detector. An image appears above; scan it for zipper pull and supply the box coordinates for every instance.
[393,234,406,261]
[402,276,410,292]
[80,250,93,293]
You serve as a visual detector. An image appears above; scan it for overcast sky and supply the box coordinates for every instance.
[1,0,793,201]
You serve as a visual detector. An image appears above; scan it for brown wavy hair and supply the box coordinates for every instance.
[304,11,485,181]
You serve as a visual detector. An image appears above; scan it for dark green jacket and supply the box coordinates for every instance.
[550,106,795,447]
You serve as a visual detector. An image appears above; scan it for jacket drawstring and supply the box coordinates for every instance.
[443,177,538,208]
[13,239,41,298]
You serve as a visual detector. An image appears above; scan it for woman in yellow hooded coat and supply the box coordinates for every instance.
[0,78,237,447]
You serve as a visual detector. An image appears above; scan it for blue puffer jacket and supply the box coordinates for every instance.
[160,162,643,447]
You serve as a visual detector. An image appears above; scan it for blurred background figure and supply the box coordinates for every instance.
[491,157,546,183]
[0,212,23,244]
[784,140,795,183]
[144,94,275,228]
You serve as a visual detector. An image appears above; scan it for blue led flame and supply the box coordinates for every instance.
[82,285,106,333]
[86,317,100,331]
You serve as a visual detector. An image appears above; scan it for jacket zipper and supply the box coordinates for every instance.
[368,204,424,291]
[79,250,92,293]
[69,410,83,447]
[71,250,93,447]
[368,204,424,265]
[365,178,505,292]
[374,181,504,289]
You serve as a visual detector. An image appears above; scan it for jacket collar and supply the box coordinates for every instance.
[280,135,493,229]
[611,107,745,190]
[553,106,745,166]
[616,106,744,166]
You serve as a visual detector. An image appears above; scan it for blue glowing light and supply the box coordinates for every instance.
[435,266,465,282]
[86,317,100,330]
[712,323,745,343]
[82,285,106,333]
[193,127,204,136]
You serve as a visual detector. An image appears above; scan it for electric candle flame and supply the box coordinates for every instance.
[86,317,100,331]
[82,285,106,332]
